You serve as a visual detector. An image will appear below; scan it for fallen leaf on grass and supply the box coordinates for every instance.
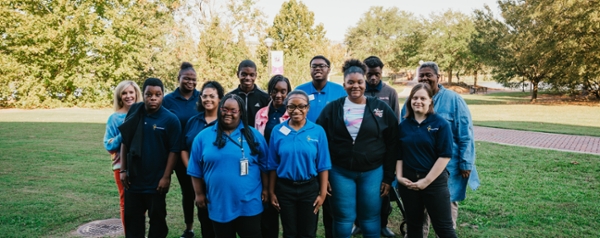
[571,161,579,165]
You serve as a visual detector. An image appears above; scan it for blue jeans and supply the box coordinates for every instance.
[329,165,382,238]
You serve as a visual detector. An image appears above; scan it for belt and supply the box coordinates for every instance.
[279,177,316,186]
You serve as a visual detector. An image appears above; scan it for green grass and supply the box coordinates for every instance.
[0,109,599,237]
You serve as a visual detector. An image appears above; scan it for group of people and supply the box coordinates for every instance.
[103,55,480,238]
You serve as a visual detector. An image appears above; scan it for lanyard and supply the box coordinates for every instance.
[225,134,246,159]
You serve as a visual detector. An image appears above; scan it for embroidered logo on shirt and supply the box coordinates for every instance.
[379,97,389,100]
[153,124,165,130]
[307,135,319,142]
[427,125,439,132]
[254,103,261,107]
[373,108,384,118]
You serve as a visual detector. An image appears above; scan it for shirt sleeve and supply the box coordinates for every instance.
[168,115,182,153]
[389,89,401,119]
[436,117,454,158]
[254,129,269,173]
[266,126,280,171]
[188,132,204,178]
[454,97,475,170]
[315,126,332,172]
[382,105,399,185]
[103,114,122,152]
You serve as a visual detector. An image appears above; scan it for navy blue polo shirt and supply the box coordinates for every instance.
[267,120,331,181]
[398,113,453,173]
[295,81,347,122]
[162,88,200,130]
[129,106,181,193]
[182,112,216,151]
[264,104,286,143]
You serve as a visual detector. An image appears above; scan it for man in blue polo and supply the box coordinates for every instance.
[295,55,346,238]
[119,78,181,238]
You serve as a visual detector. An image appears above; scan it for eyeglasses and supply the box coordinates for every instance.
[286,104,308,111]
[201,94,217,99]
[310,64,329,69]
[220,107,239,114]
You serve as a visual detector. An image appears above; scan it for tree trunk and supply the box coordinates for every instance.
[474,70,478,87]
[530,80,539,102]
[447,68,453,83]
[456,71,460,83]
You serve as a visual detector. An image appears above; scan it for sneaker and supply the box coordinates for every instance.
[381,227,395,237]
[351,225,362,235]
[180,230,194,238]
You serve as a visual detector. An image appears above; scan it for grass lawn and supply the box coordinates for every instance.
[0,109,599,237]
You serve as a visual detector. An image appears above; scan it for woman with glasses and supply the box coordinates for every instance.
[316,59,399,238]
[180,81,224,238]
[188,94,269,238]
[267,90,331,238]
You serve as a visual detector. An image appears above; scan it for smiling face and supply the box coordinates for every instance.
[310,58,330,82]
[144,86,163,113]
[271,81,289,108]
[179,70,197,93]
[343,73,366,101]
[238,67,257,93]
[201,87,220,112]
[410,88,433,116]
[220,98,241,129]
[418,67,439,94]
[286,95,309,124]
[120,85,137,108]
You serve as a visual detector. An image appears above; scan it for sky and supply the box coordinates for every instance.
[253,0,501,42]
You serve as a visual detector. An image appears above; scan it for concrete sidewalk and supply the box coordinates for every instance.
[474,126,600,155]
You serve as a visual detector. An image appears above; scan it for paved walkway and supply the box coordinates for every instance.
[474,126,600,155]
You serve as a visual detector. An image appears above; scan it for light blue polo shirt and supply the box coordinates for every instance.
[295,81,347,122]
[267,120,331,181]
[187,122,268,223]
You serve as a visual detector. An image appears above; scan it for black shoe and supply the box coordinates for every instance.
[381,227,395,237]
[180,230,194,238]
[351,225,362,235]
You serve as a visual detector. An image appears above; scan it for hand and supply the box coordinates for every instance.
[270,193,280,211]
[460,170,471,178]
[261,189,269,203]
[397,177,413,188]
[380,183,391,197]
[410,178,432,191]
[195,194,208,209]
[156,177,171,194]
[120,172,130,190]
[326,181,332,196]
[313,194,326,214]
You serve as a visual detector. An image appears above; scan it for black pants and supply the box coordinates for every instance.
[322,196,333,238]
[124,192,168,238]
[174,161,195,225]
[213,214,262,238]
[261,202,280,238]
[398,169,456,238]
[276,178,319,238]
[197,206,215,238]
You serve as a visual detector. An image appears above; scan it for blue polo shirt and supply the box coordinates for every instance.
[398,113,453,173]
[296,81,347,122]
[264,104,286,143]
[129,106,181,193]
[182,112,216,151]
[267,120,331,181]
[162,88,200,130]
[187,122,268,223]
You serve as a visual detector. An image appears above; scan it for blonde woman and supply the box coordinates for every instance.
[103,80,143,229]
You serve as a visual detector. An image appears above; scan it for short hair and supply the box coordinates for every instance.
[178,62,196,78]
[284,90,310,106]
[214,94,260,155]
[404,83,435,119]
[267,75,292,95]
[364,56,384,69]
[310,55,331,67]
[142,78,164,93]
[196,81,225,112]
[113,80,143,111]
[419,61,440,76]
[342,59,367,77]
[237,60,257,74]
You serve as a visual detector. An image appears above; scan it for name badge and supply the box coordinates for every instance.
[308,94,315,101]
[279,126,291,136]
[240,159,249,176]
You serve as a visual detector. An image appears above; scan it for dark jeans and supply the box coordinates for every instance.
[398,169,456,238]
[261,201,280,238]
[174,161,195,225]
[197,206,215,238]
[275,178,319,238]
[124,192,168,238]
[212,214,262,238]
[354,192,393,228]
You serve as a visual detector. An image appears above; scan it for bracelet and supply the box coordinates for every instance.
[120,170,127,173]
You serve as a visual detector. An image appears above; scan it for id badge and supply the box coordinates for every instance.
[240,158,249,176]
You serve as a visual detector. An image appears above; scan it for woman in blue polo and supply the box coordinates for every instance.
[267,90,331,237]
[396,83,456,238]
[188,94,268,238]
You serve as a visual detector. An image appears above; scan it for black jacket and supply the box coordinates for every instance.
[229,85,270,127]
[316,96,399,184]
[118,102,145,177]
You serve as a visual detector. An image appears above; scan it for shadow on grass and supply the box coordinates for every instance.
[473,121,600,137]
